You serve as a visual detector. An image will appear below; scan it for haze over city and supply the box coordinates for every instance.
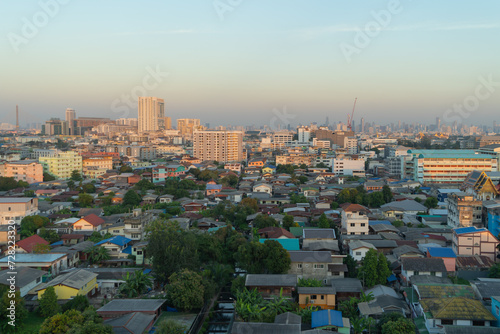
[1,0,499,127]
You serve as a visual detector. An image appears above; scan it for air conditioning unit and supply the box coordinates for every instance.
[310,300,315,304]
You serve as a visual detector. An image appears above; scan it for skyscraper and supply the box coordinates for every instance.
[65,108,76,135]
[177,118,201,139]
[193,130,243,163]
[360,118,365,133]
[138,97,165,133]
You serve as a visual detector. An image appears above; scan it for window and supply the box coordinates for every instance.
[297,264,302,269]
[355,252,362,256]
[310,295,317,300]
[441,319,453,325]
[350,223,355,227]
[472,320,485,326]
[361,223,366,227]
[320,295,325,300]
[137,251,143,255]
[414,271,419,275]
[313,264,324,269]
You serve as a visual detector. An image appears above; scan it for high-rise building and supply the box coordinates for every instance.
[361,118,365,133]
[39,151,83,179]
[66,108,76,135]
[297,126,310,143]
[177,119,201,139]
[42,118,69,135]
[138,97,165,133]
[193,130,243,163]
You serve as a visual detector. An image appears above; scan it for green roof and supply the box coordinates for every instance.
[414,316,429,334]
[289,226,320,237]
[420,297,495,321]
[415,284,477,300]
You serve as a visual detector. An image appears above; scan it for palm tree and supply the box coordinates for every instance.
[118,270,153,297]
[85,245,110,265]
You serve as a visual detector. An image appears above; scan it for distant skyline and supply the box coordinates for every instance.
[1,1,499,127]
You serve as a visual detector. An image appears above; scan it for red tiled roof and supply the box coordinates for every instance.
[76,214,104,227]
[340,203,370,213]
[258,227,295,239]
[16,235,49,252]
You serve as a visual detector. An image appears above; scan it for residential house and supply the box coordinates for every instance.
[288,251,332,281]
[330,278,363,301]
[0,197,39,225]
[348,240,377,261]
[401,258,447,284]
[104,312,157,334]
[392,245,425,260]
[298,286,336,309]
[13,235,48,253]
[262,165,276,174]
[380,199,428,219]
[340,203,370,235]
[0,267,45,297]
[72,214,105,232]
[245,274,297,299]
[452,226,499,262]
[426,248,456,273]
[420,297,495,332]
[248,158,267,168]
[258,227,295,239]
[253,183,273,195]
[0,253,68,276]
[132,241,149,265]
[35,269,98,299]
[97,299,166,321]
[206,181,222,196]
[95,236,132,259]
[311,309,350,334]
[158,194,174,203]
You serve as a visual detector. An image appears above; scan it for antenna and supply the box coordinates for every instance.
[16,105,19,132]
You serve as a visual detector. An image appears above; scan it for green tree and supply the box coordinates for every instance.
[0,176,20,191]
[221,174,239,187]
[290,193,308,204]
[424,196,438,209]
[71,170,83,181]
[134,179,155,191]
[118,270,153,298]
[392,220,404,227]
[39,286,61,317]
[381,318,415,334]
[20,215,50,238]
[235,240,290,274]
[382,185,393,203]
[145,220,200,284]
[39,228,61,244]
[357,249,379,288]
[282,214,295,229]
[298,176,308,184]
[62,295,90,312]
[44,172,56,181]
[82,183,96,193]
[0,289,27,333]
[33,243,51,254]
[85,246,110,265]
[156,319,187,334]
[78,193,93,208]
[119,165,133,173]
[240,197,258,212]
[489,263,500,278]
[377,252,392,285]
[343,254,358,278]
[298,278,323,287]
[262,240,291,274]
[167,269,205,311]
[253,214,279,229]
[123,190,142,206]
[318,213,331,228]
[330,201,339,209]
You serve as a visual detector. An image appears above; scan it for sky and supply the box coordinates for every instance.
[0,0,499,128]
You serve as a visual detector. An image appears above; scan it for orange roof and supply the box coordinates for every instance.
[76,214,105,227]
[17,235,49,252]
[340,203,369,213]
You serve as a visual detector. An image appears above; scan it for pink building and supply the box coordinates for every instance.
[0,160,43,184]
[426,247,456,273]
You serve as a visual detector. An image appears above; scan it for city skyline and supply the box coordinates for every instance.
[1,1,499,126]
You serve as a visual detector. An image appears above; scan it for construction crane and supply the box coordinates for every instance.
[347,97,357,131]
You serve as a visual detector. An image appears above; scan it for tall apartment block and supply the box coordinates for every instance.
[138,97,165,133]
[177,119,201,139]
[193,130,243,163]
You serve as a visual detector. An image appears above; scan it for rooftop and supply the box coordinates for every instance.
[97,299,166,312]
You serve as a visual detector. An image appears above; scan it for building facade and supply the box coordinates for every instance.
[138,97,165,133]
[0,198,39,225]
[193,130,243,163]
[452,226,499,262]
[0,160,43,183]
[447,192,483,228]
[39,151,83,179]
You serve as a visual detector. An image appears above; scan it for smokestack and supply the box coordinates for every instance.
[16,105,19,132]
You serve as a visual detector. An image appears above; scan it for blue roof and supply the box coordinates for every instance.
[387,274,397,282]
[312,309,343,328]
[369,220,392,226]
[95,235,131,247]
[259,238,300,251]
[143,269,152,274]
[206,184,222,190]
[0,253,66,263]
[427,247,456,258]
[454,226,488,235]
[122,245,132,255]
[50,240,64,246]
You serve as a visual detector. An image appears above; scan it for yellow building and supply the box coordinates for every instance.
[298,286,336,310]
[39,151,83,179]
[36,269,98,300]
[83,156,113,179]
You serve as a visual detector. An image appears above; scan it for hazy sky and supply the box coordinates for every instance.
[1,0,499,128]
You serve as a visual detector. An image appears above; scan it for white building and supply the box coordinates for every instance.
[332,158,365,177]
[341,204,369,235]
[138,97,165,133]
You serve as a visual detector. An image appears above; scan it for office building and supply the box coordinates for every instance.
[65,108,76,135]
[193,130,243,163]
[138,97,165,133]
[42,118,69,135]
